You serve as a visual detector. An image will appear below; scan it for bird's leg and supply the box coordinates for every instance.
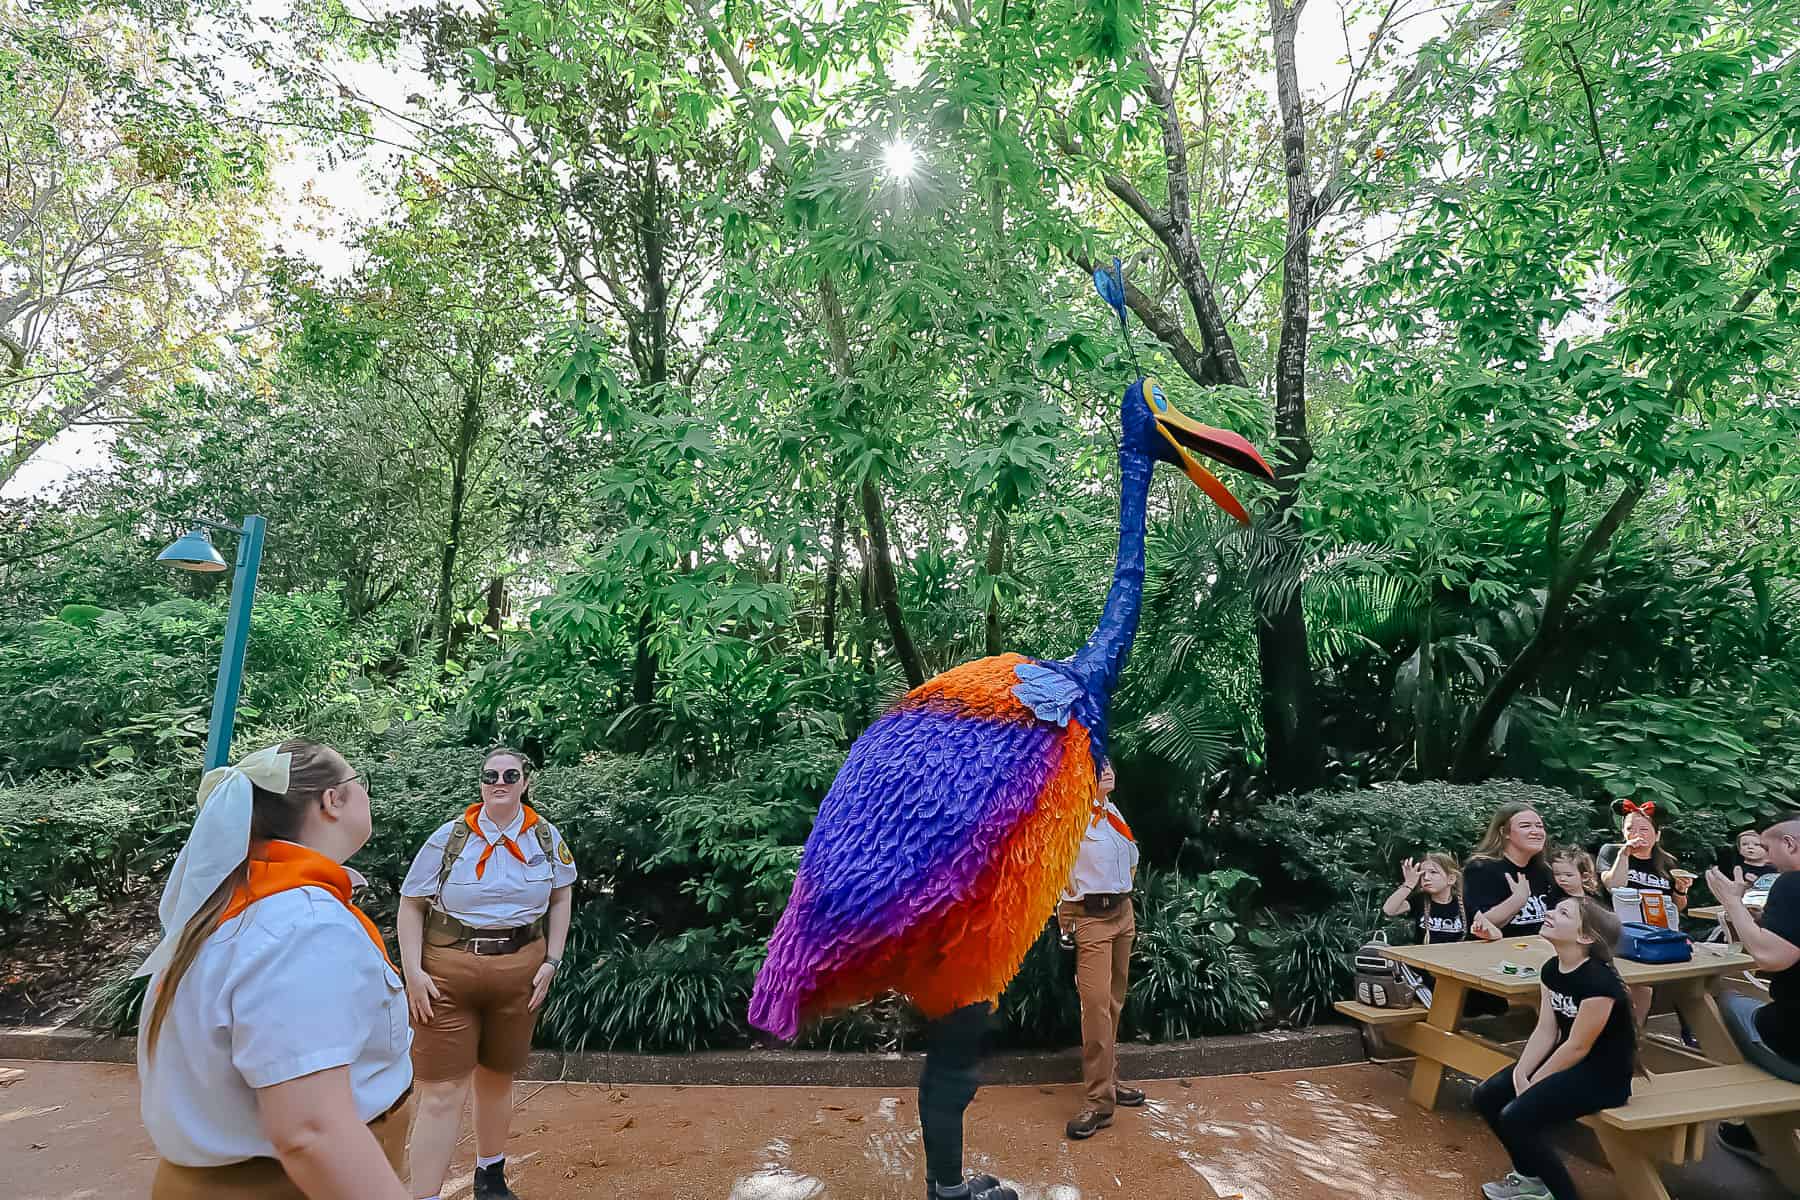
[918,1002,1016,1200]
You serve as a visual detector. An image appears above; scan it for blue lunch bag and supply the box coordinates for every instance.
[1617,922,1692,964]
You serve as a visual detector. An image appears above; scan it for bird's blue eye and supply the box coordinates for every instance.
[1149,383,1167,412]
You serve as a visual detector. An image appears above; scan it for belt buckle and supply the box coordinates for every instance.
[468,936,508,956]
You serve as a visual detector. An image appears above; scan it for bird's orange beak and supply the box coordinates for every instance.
[1149,389,1276,526]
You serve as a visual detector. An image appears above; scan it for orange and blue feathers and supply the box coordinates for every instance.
[748,653,1098,1040]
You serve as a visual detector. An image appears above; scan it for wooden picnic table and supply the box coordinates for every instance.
[1689,904,1724,923]
[1380,937,1750,1102]
[1376,936,1800,1194]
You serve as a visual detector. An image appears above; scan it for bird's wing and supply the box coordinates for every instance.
[750,654,1098,1039]
[1009,661,1084,726]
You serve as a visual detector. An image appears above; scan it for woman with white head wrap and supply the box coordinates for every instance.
[136,740,413,1200]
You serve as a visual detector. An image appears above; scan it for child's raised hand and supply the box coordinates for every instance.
[1400,857,1422,889]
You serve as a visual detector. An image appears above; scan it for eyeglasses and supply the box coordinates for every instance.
[333,771,367,794]
[481,768,524,785]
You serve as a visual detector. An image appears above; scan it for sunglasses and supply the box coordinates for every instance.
[481,768,524,785]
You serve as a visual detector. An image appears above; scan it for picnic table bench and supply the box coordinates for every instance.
[1333,937,1800,1199]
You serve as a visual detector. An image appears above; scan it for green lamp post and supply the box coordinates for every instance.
[157,516,267,772]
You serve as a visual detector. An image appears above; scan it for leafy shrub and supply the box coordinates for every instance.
[797,995,921,1053]
[1253,906,1367,1027]
[0,770,186,920]
[84,970,149,1036]
[0,592,366,775]
[1245,780,1599,914]
[1535,692,1800,842]
[538,926,750,1052]
[1121,869,1268,1040]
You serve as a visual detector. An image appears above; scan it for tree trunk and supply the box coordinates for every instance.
[983,507,1008,656]
[860,475,926,688]
[1414,603,1436,777]
[483,576,507,631]
[1261,0,1326,794]
[632,604,658,706]
[823,488,848,658]
[624,144,672,711]
[1451,482,1645,779]
[857,529,876,674]
[639,155,670,395]
[435,371,484,666]
[818,273,927,688]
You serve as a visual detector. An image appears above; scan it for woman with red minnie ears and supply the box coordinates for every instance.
[397,749,575,1200]
[136,740,413,1200]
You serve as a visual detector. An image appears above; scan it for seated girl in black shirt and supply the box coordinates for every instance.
[1464,804,1555,941]
[1474,897,1635,1200]
[1381,852,1467,943]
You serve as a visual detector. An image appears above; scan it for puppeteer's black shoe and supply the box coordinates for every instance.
[1114,1084,1146,1107]
[474,1161,518,1200]
[928,1173,1018,1200]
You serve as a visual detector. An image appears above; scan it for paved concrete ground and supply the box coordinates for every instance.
[2,1059,1783,1199]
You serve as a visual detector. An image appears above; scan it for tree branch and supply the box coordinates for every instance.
[1562,38,1609,169]
[1073,252,1221,387]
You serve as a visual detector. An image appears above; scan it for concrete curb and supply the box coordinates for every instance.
[0,1023,1364,1086]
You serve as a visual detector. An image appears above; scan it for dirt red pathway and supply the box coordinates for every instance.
[4,1058,1776,1199]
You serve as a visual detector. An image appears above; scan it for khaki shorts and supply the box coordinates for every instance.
[151,1094,411,1198]
[411,938,547,1081]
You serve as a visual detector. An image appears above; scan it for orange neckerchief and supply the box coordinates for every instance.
[219,841,393,968]
[463,802,541,880]
[1095,806,1135,843]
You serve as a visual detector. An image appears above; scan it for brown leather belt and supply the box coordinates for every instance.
[426,909,546,955]
[1069,892,1130,915]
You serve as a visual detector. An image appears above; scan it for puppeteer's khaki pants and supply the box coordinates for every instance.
[1059,897,1135,1112]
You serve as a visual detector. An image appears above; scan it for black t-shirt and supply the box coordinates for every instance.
[1541,955,1636,1087]
[1602,844,1678,896]
[1413,894,1467,944]
[1463,857,1556,937]
[1755,871,1800,1060]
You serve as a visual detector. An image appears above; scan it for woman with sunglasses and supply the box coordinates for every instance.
[397,748,576,1200]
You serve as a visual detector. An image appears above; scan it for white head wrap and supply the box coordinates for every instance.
[136,744,294,979]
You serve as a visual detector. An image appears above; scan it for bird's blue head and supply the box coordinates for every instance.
[1121,376,1276,525]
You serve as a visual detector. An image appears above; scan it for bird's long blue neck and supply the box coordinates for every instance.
[1069,447,1152,700]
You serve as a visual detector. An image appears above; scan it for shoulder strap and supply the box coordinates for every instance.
[437,820,473,903]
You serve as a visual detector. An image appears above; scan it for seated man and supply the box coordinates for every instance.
[1705,813,1800,1165]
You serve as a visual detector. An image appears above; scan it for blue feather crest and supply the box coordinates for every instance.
[1092,256,1126,322]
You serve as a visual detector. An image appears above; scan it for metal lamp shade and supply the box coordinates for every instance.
[156,528,228,572]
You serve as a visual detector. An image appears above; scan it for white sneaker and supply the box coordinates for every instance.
[1481,1173,1551,1200]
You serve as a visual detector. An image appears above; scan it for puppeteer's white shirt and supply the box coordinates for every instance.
[1061,801,1140,900]
[137,880,413,1167]
[399,808,577,929]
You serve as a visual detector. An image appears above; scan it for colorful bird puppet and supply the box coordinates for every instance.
[748,262,1275,1200]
